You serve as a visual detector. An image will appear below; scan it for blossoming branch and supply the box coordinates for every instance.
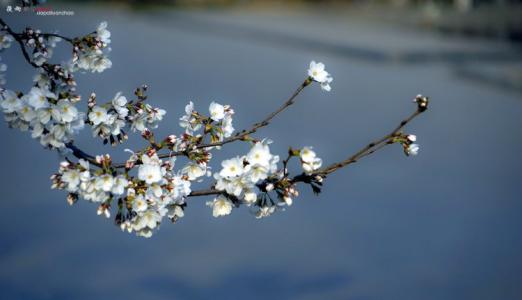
[0,17,428,238]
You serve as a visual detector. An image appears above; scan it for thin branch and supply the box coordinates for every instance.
[116,79,311,168]
[0,18,41,69]
[301,108,423,178]
[64,142,102,167]
[192,79,311,150]
[187,103,426,198]
[187,189,221,197]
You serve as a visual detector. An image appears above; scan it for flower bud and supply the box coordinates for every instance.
[414,95,429,112]
[67,193,78,206]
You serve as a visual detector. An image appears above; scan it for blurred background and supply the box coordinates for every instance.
[1,0,521,299]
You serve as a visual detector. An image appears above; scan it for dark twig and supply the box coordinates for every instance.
[317,109,422,176]
[194,79,311,150]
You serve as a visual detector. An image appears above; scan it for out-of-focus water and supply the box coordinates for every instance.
[1,3,521,300]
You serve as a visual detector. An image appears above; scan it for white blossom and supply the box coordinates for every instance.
[219,156,245,178]
[207,195,233,217]
[243,190,258,205]
[214,142,279,201]
[112,175,128,195]
[300,147,322,174]
[209,101,225,122]
[61,169,81,191]
[179,101,201,134]
[88,106,109,125]
[166,205,184,221]
[147,183,163,199]
[138,154,163,184]
[168,175,192,200]
[96,21,111,45]
[132,209,161,234]
[247,142,272,168]
[111,92,128,117]
[90,56,112,73]
[407,144,420,156]
[33,72,51,88]
[182,162,208,181]
[95,174,114,192]
[129,103,166,134]
[25,87,56,110]
[53,99,78,123]
[132,195,148,213]
[221,115,234,138]
[18,105,36,122]
[73,22,112,73]
[308,61,333,91]
[1,90,23,113]
[407,134,417,142]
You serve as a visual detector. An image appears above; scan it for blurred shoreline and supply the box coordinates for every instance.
[60,0,522,44]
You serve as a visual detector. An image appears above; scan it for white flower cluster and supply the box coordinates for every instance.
[30,32,61,66]
[308,61,333,92]
[88,91,166,144]
[88,92,127,143]
[0,86,84,148]
[208,140,280,217]
[52,152,192,238]
[299,147,323,174]
[73,22,112,73]
[179,101,200,135]
[208,101,234,141]
[121,153,190,237]
[129,101,166,134]
[405,134,420,156]
[53,158,128,204]
[179,101,234,141]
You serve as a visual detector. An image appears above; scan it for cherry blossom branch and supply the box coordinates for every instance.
[0,18,74,44]
[0,18,40,68]
[116,80,311,167]
[2,18,311,171]
[64,142,102,167]
[194,79,311,150]
[107,79,311,169]
[316,99,427,176]
[1,18,428,237]
[185,96,428,198]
